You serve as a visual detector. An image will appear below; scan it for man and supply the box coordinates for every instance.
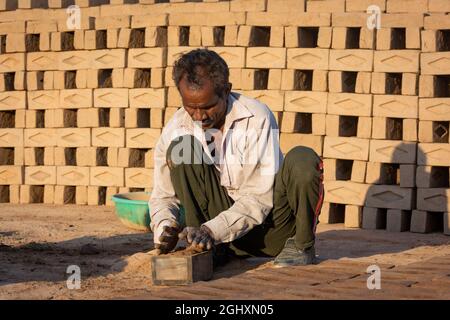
[149,49,324,266]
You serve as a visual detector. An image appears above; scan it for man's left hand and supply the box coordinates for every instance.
[178,225,215,251]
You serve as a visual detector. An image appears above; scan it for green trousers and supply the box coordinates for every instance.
[166,135,324,257]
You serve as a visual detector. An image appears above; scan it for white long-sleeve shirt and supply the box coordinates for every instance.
[149,92,283,244]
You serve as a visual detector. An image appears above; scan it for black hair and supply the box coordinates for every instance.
[172,49,230,97]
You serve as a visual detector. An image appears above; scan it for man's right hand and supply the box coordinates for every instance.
[154,222,180,254]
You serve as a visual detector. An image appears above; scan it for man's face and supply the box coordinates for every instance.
[179,73,230,131]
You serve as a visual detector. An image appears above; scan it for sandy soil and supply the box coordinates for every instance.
[0,203,449,300]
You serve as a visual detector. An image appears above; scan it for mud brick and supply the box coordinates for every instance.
[199,26,214,47]
[26,72,43,91]
[421,30,437,53]
[57,166,89,186]
[429,0,450,12]
[421,52,450,75]
[419,98,450,121]
[366,185,414,210]
[87,185,100,206]
[323,136,369,161]
[0,22,24,35]
[75,147,96,167]
[144,149,154,168]
[284,91,327,113]
[26,90,57,110]
[118,28,133,48]
[411,210,440,233]
[324,180,369,206]
[95,16,130,30]
[386,0,427,13]
[131,14,168,28]
[360,195,386,220]
[406,28,421,49]
[27,52,58,71]
[331,13,370,27]
[418,143,450,166]
[307,0,344,12]
[54,147,66,166]
[106,147,118,167]
[0,128,23,147]
[92,128,125,147]
[52,71,65,90]
[6,33,25,52]
[316,27,332,49]
[327,93,372,117]
[287,49,329,70]
[150,108,164,129]
[401,73,418,96]
[58,51,89,70]
[167,86,182,108]
[246,12,329,26]
[246,48,286,69]
[20,185,48,204]
[129,88,165,109]
[325,115,371,139]
[331,27,350,49]
[354,72,371,94]
[279,133,323,155]
[15,110,26,129]
[323,159,366,183]
[370,140,416,164]
[0,53,25,73]
[371,72,387,94]
[266,69,281,90]
[56,128,90,147]
[94,88,128,108]
[168,47,197,67]
[128,48,166,68]
[169,12,245,26]
[359,28,375,50]
[108,108,124,128]
[373,95,418,119]
[25,166,56,185]
[60,89,92,109]
[0,165,22,185]
[371,117,416,141]
[90,166,124,187]
[91,49,126,69]
[147,68,162,89]
[126,128,160,149]
[223,25,238,47]
[125,108,146,128]
[381,14,424,28]
[344,205,362,228]
[76,108,98,128]
[445,212,450,235]
[240,90,284,112]
[106,29,119,48]
[208,47,246,68]
[418,75,436,98]
[230,0,265,12]
[416,165,450,188]
[43,71,54,90]
[0,91,26,111]
[329,49,373,71]
[18,0,48,8]
[104,186,117,206]
[374,50,420,73]
[125,168,153,188]
[84,30,98,50]
[386,209,411,232]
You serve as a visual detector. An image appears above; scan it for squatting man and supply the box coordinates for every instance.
[149,49,324,266]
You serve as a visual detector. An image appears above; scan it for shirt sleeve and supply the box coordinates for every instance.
[203,111,281,243]
[149,130,181,244]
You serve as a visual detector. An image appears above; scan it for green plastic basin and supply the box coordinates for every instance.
[111,192,185,231]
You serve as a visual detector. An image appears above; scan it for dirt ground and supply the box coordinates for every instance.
[0,203,449,300]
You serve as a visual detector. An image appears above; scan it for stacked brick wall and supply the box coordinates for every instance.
[0,0,449,235]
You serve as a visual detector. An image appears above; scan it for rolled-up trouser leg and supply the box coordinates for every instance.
[166,135,234,227]
[275,146,324,250]
[232,146,324,257]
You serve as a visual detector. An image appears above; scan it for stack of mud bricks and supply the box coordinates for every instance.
[0,0,448,235]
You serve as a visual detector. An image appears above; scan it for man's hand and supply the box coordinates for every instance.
[154,222,181,255]
[178,225,215,251]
